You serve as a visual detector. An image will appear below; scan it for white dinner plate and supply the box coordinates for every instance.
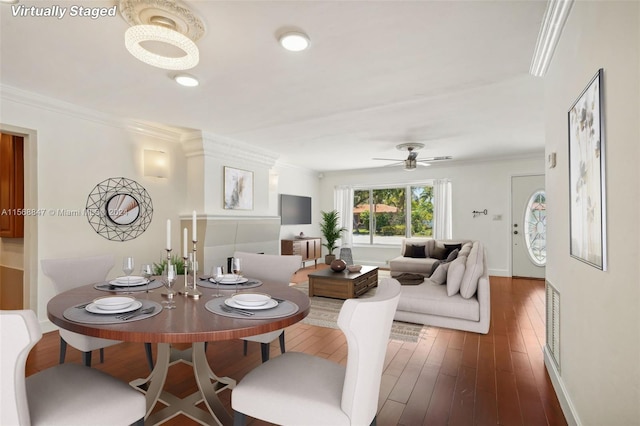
[232,292,271,307]
[109,279,149,287]
[224,298,278,310]
[210,276,249,285]
[85,300,142,314]
[114,275,146,284]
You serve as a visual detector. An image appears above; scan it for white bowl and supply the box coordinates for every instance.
[92,296,136,311]
[347,264,362,273]
[231,293,271,307]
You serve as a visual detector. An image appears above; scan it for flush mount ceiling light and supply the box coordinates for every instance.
[530,0,574,77]
[173,73,199,87]
[120,0,205,70]
[279,32,310,52]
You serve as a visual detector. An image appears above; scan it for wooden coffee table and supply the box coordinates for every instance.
[308,265,378,299]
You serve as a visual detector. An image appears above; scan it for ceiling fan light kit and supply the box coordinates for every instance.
[372,142,451,170]
[120,0,204,71]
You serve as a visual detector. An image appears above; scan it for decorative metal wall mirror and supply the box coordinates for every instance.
[86,177,153,241]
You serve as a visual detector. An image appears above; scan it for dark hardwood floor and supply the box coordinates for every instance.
[26,265,566,425]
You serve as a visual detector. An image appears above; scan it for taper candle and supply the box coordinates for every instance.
[192,210,197,241]
[166,219,171,250]
[183,228,188,259]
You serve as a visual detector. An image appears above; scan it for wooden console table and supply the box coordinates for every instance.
[281,237,322,268]
[308,266,378,299]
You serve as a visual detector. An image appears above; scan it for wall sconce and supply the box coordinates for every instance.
[144,149,167,178]
[269,170,279,192]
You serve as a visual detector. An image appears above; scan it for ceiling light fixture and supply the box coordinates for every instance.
[529,0,574,77]
[173,73,199,87]
[125,24,199,70]
[279,32,310,52]
[120,0,205,71]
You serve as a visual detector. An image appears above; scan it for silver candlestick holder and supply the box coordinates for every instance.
[178,254,190,295]
[185,241,202,299]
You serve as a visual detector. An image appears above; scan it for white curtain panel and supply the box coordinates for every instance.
[433,179,452,239]
[334,186,354,247]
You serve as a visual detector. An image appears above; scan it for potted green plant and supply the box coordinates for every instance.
[320,210,346,264]
[153,255,185,275]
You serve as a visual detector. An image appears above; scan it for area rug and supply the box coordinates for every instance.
[293,280,426,343]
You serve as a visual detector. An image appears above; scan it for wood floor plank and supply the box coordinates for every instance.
[24,271,567,426]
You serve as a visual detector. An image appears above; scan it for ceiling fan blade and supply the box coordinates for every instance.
[372,157,404,161]
[418,156,453,162]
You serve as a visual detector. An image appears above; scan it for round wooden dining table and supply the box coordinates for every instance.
[47,278,310,426]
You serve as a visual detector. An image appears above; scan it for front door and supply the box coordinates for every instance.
[511,175,546,278]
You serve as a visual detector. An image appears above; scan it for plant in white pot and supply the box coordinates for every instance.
[320,210,346,265]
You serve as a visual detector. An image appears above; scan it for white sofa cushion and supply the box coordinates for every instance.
[396,281,479,321]
[446,256,466,296]
[460,242,484,299]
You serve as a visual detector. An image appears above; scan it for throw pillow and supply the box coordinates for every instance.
[445,248,459,263]
[412,245,426,258]
[444,243,463,256]
[460,242,484,299]
[446,256,466,296]
[430,262,450,285]
[428,260,441,277]
[404,244,415,258]
[430,245,447,260]
[403,244,426,258]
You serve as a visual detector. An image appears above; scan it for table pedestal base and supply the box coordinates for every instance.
[130,342,236,425]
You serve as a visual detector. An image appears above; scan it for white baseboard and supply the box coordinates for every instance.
[544,346,581,426]
[488,268,510,277]
[40,319,57,334]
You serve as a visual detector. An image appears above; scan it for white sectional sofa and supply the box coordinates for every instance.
[390,238,490,334]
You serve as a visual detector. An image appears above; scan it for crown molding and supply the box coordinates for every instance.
[530,0,574,77]
[181,130,279,168]
[0,84,184,142]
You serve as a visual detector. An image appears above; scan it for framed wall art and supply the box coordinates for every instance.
[568,68,606,270]
[85,177,153,241]
[224,166,253,210]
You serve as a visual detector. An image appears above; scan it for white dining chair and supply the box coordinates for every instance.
[232,278,401,426]
[0,309,146,426]
[42,255,156,370]
[232,251,302,362]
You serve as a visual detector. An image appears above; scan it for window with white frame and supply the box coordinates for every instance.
[351,184,434,245]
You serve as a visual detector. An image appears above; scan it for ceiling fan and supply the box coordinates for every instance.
[372,143,452,171]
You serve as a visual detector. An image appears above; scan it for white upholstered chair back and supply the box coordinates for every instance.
[0,310,42,425]
[338,278,401,425]
[232,252,301,285]
[41,255,121,359]
[41,254,114,293]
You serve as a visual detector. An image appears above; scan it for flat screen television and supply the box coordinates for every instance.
[279,194,312,225]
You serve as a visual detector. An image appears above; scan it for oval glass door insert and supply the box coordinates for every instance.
[524,190,546,266]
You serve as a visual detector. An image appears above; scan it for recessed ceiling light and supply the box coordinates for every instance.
[279,32,310,52]
[0,0,20,4]
[173,74,199,87]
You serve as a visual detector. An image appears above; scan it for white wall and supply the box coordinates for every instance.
[318,156,544,275]
[544,2,639,424]
[1,88,188,330]
[275,164,322,244]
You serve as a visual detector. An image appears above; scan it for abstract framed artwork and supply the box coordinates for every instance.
[568,68,606,270]
[224,166,253,210]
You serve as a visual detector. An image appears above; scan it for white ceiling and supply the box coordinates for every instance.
[0,0,547,171]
